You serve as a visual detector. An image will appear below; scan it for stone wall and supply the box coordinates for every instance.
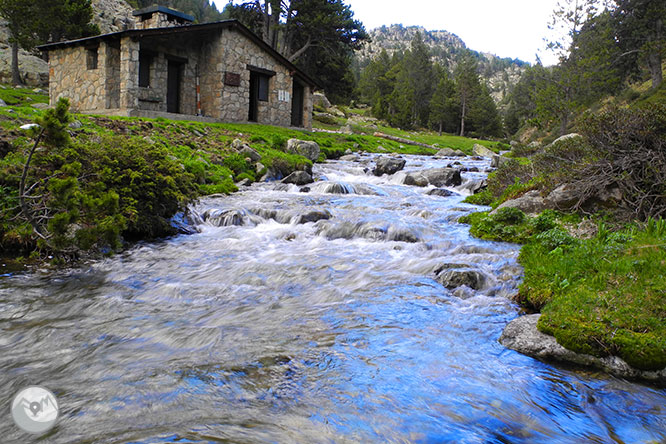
[49,45,107,111]
[200,28,312,129]
[46,25,312,128]
[136,12,190,30]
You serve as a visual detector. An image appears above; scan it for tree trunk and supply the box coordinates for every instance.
[459,98,466,137]
[438,121,443,136]
[11,40,22,86]
[648,51,663,91]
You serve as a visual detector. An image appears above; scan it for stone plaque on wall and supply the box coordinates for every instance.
[224,72,241,86]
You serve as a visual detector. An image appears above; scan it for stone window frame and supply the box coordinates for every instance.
[138,50,156,88]
[86,46,98,70]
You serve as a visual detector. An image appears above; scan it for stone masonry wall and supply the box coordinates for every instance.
[49,45,107,112]
[200,28,311,129]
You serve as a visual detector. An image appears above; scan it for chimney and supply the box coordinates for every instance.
[132,5,194,29]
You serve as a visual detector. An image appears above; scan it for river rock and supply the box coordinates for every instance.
[373,156,406,176]
[499,314,666,383]
[403,173,429,187]
[491,190,547,216]
[339,154,359,162]
[282,171,313,185]
[294,209,331,224]
[473,144,496,158]
[287,139,320,162]
[421,168,462,187]
[0,98,6,107]
[427,188,457,197]
[238,145,261,162]
[435,268,487,291]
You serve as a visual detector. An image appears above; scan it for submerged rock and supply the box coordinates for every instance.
[427,188,457,197]
[435,267,488,291]
[499,314,666,383]
[293,210,331,224]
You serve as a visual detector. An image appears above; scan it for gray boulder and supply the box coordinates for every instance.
[500,314,666,383]
[490,154,509,168]
[287,139,320,162]
[421,168,462,187]
[473,144,496,158]
[436,147,466,157]
[282,171,313,185]
[550,133,582,146]
[403,173,429,187]
[0,98,6,107]
[373,156,406,176]
[491,190,547,216]
[436,268,488,291]
[339,154,359,162]
[427,188,457,197]
[545,184,580,210]
[312,92,331,109]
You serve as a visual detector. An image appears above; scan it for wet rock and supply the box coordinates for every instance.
[339,154,359,162]
[294,209,331,224]
[203,209,247,227]
[282,171,313,185]
[421,168,462,187]
[427,188,457,197]
[287,139,320,162]
[435,268,487,291]
[499,314,666,383]
[299,186,311,193]
[403,173,429,187]
[491,190,547,216]
[373,156,406,176]
[236,178,252,187]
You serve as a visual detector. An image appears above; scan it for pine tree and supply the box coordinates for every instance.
[428,65,457,135]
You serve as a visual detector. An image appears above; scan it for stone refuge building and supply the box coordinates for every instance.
[37,6,316,129]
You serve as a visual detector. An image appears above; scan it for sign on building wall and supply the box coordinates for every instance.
[224,72,241,86]
[278,90,291,102]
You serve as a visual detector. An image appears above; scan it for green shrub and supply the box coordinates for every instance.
[463,189,494,206]
[492,207,526,224]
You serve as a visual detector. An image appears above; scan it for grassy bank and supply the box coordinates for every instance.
[460,104,666,371]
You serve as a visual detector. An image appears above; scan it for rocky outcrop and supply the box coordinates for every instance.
[500,314,666,383]
[373,156,406,176]
[91,0,135,34]
[287,139,320,162]
[490,190,547,216]
[0,44,49,86]
[312,92,331,109]
[403,168,462,188]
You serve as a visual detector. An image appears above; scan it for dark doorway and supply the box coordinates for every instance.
[291,80,304,127]
[167,60,182,113]
[248,71,259,122]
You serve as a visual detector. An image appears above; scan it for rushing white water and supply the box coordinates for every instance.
[0,153,664,443]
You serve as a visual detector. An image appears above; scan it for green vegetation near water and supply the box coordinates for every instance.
[459,105,666,371]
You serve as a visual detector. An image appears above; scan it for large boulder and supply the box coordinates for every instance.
[490,190,548,216]
[549,133,582,147]
[282,171,313,186]
[373,156,406,176]
[435,147,464,157]
[312,92,331,109]
[0,45,48,86]
[421,168,462,187]
[287,139,320,162]
[500,314,666,383]
[473,144,496,158]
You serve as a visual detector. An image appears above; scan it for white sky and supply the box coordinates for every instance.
[213,0,562,65]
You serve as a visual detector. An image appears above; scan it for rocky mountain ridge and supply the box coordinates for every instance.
[0,0,134,85]
[356,24,529,104]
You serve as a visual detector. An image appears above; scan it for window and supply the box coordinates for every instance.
[86,48,98,70]
[257,74,269,102]
[138,51,152,87]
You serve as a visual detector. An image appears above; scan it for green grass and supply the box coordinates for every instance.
[0,85,49,106]
[521,223,666,371]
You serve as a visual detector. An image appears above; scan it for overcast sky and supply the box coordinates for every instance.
[213,0,563,65]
